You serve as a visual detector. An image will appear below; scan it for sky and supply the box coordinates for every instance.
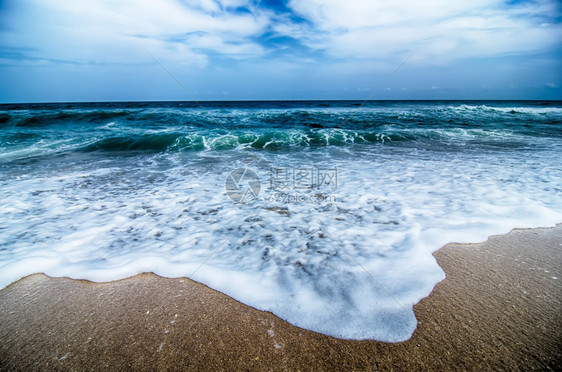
[0,0,561,102]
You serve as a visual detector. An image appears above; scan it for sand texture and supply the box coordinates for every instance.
[1,225,561,371]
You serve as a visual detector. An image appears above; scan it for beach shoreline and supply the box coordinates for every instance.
[1,225,561,371]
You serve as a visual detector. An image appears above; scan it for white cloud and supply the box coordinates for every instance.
[1,0,271,66]
[186,33,265,57]
[284,0,562,63]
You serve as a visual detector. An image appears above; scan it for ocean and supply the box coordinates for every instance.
[0,100,561,342]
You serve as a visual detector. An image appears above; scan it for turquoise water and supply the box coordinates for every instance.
[2,101,561,157]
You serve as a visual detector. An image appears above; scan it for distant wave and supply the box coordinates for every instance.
[0,110,133,128]
[0,101,560,161]
[1,102,561,129]
[451,104,562,116]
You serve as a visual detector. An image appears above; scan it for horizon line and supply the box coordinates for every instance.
[1,98,561,106]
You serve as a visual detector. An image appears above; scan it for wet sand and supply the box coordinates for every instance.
[1,225,561,371]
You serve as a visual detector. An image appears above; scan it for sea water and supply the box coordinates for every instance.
[0,100,561,341]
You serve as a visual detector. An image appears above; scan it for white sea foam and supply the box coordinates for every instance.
[0,140,561,342]
[452,104,562,115]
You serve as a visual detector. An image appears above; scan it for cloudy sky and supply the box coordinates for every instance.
[1,0,561,102]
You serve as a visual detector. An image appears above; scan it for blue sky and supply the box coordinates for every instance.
[0,0,561,102]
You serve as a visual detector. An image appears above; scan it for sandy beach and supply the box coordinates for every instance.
[1,225,561,371]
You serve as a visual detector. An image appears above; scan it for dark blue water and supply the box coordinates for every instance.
[1,101,560,159]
